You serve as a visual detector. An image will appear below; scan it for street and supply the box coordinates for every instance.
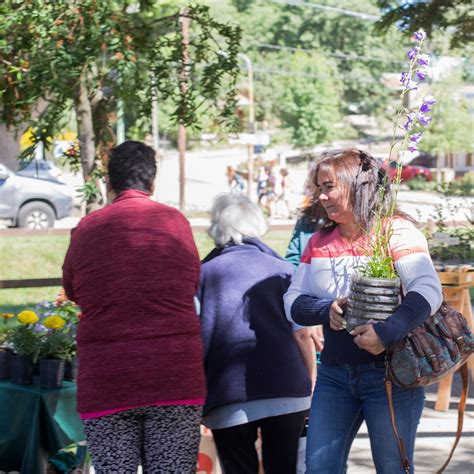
[56,148,473,228]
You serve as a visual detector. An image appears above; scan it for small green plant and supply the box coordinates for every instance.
[9,311,42,361]
[40,330,75,361]
[35,297,80,360]
[0,313,15,348]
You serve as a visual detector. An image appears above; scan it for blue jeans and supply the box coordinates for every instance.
[306,363,424,474]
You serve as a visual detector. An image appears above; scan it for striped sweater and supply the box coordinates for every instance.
[284,218,442,365]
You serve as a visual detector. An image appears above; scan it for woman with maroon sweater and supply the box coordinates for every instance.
[62,141,206,473]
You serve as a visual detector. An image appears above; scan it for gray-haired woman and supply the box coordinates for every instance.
[197,193,314,474]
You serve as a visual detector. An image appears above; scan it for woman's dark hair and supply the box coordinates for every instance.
[108,140,157,193]
[302,148,409,232]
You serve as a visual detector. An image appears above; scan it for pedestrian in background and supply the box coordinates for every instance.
[197,193,313,474]
[62,140,206,473]
[225,165,244,194]
[274,167,292,218]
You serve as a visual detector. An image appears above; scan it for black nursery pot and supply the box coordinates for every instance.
[345,274,401,332]
[64,357,78,382]
[9,354,35,385]
[0,350,10,380]
[39,358,65,389]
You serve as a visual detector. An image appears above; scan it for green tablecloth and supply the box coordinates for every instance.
[0,376,84,474]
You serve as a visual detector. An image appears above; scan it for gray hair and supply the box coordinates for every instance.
[208,193,268,246]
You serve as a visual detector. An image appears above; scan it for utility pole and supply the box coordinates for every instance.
[238,53,255,199]
[178,8,190,212]
[151,84,162,199]
[116,98,125,144]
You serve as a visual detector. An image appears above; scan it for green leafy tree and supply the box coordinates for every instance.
[376,0,474,48]
[209,0,407,140]
[421,74,474,160]
[276,52,344,147]
[0,1,241,211]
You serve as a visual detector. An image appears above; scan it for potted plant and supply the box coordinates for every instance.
[0,313,14,380]
[36,294,80,382]
[345,31,436,330]
[8,310,41,385]
[38,314,75,389]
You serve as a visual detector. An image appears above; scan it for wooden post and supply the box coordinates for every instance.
[435,269,474,411]
[178,9,190,212]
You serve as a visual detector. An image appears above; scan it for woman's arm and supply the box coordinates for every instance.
[293,327,317,389]
[284,263,333,326]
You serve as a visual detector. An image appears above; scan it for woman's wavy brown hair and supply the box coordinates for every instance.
[302,148,411,233]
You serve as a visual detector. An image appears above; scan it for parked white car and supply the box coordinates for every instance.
[0,163,73,229]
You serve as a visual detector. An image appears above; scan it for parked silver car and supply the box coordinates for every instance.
[16,159,64,182]
[0,163,73,229]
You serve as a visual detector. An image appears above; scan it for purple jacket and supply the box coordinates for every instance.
[198,238,311,415]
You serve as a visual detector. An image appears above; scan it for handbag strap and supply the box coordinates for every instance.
[384,363,470,474]
[436,362,469,474]
[384,378,410,474]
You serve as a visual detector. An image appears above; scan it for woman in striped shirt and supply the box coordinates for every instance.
[284,149,442,474]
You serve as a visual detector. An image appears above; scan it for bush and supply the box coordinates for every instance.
[448,172,474,196]
[429,226,474,263]
[406,177,438,192]
[408,172,474,196]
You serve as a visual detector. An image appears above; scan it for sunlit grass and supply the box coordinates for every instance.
[0,229,292,313]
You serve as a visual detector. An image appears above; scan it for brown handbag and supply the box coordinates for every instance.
[384,302,474,473]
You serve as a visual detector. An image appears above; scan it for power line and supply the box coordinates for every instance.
[249,42,405,65]
[239,64,381,85]
[270,0,380,21]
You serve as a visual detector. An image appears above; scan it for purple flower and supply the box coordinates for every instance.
[403,113,415,131]
[414,31,426,41]
[423,94,436,105]
[418,54,430,66]
[408,145,418,153]
[420,103,431,113]
[33,323,48,334]
[418,113,432,126]
[419,95,436,112]
[407,48,418,60]
[400,72,408,85]
[410,132,422,143]
[416,69,427,81]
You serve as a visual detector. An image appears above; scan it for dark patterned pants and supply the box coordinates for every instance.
[82,404,202,474]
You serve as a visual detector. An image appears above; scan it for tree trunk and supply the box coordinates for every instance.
[74,71,101,214]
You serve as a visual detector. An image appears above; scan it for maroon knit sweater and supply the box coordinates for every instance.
[62,190,206,414]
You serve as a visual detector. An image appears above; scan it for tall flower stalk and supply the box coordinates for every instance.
[361,30,435,279]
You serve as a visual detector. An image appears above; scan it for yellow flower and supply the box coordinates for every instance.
[17,311,39,325]
[1,313,14,319]
[43,315,66,330]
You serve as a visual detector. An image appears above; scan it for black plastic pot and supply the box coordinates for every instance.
[346,274,401,332]
[64,357,78,382]
[39,358,65,389]
[9,354,34,385]
[0,350,10,380]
